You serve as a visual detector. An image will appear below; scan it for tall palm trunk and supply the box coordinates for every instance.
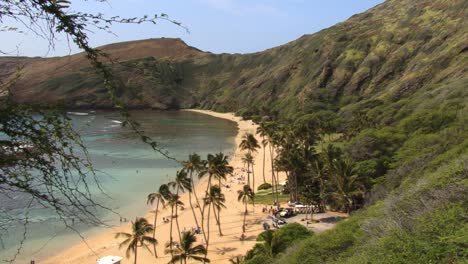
[295,171,299,203]
[191,171,207,245]
[262,141,266,183]
[246,166,251,189]
[216,178,224,236]
[169,201,175,259]
[252,163,255,212]
[200,175,211,248]
[152,198,160,258]
[269,144,279,204]
[201,176,211,228]
[134,242,138,264]
[243,200,248,229]
[175,186,182,242]
[204,202,212,263]
[193,183,204,223]
[213,205,223,236]
[286,171,293,201]
[218,178,223,197]
[188,171,201,229]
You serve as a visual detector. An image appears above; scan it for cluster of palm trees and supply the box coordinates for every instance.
[115,116,367,263]
[116,217,209,264]
[116,152,233,263]
[237,132,267,238]
[255,119,367,215]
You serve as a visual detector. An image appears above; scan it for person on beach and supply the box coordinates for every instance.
[240,233,246,241]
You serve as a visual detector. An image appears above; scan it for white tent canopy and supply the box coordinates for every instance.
[97,256,123,264]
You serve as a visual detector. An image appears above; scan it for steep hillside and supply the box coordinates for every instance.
[2,0,466,113]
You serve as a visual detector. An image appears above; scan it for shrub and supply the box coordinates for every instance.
[275,223,313,248]
[278,216,363,264]
[257,183,272,190]
[245,223,313,263]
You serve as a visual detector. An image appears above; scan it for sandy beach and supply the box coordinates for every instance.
[43,109,284,264]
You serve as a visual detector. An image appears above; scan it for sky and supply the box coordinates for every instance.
[1,0,385,57]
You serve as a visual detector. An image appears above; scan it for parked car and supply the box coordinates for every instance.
[278,208,295,218]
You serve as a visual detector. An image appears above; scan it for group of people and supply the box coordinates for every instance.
[262,205,280,215]
[230,171,247,185]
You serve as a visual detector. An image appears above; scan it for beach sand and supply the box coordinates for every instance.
[43,110,284,264]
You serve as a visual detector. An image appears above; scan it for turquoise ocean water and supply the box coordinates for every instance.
[0,110,237,262]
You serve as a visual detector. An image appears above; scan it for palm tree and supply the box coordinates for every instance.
[170,170,192,241]
[198,154,216,248]
[204,185,226,236]
[328,158,365,213]
[311,158,327,213]
[264,122,280,205]
[239,133,260,156]
[241,153,257,211]
[199,153,232,237]
[257,230,281,257]
[239,133,259,210]
[182,153,205,230]
[166,231,210,264]
[211,153,232,233]
[167,192,184,258]
[256,124,269,184]
[260,138,268,184]
[241,153,254,187]
[201,184,225,260]
[115,217,157,264]
[213,152,234,188]
[237,184,254,234]
[147,183,170,257]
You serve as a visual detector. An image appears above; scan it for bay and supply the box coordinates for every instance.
[0,110,237,262]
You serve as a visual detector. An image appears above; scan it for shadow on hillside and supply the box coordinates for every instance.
[318,216,346,223]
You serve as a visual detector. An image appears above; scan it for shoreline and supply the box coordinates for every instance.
[42,109,282,264]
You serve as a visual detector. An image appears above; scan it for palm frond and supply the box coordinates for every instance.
[189,255,210,263]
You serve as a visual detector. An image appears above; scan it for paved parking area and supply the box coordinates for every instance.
[261,211,348,233]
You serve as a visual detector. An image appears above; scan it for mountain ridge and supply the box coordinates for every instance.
[2,0,466,112]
